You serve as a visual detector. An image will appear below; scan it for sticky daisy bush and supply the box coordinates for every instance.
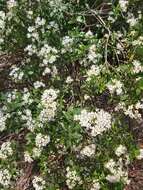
[0,0,143,189]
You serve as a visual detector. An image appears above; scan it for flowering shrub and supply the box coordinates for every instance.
[0,0,143,189]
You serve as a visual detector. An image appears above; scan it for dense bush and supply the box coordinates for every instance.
[0,0,143,189]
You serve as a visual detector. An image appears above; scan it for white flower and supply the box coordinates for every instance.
[62,36,73,46]
[66,167,82,189]
[28,26,35,33]
[0,11,5,20]
[39,102,57,123]
[127,15,138,27]
[115,145,127,157]
[133,60,143,73]
[34,81,45,89]
[41,89,58,105]
[123,104,142,119]
[0,11,6,30]
[105,159,116,174]
[0,141,13,159]
[106,174,120,183]
[66,76,73,84]
[32,147,42,158]
[61,36,73,53]
[107,79,123,95]
[74,109,95,129]
[84,94,90,100]
[7,0,17,9]
[35,133,50,148]
[49,55,57,63]
[22,109,35,131]
[90,180,101,190]
[24,151,33,163]
[105,157,130,185]
[80,144,96,157]
[135,101,143,109]
[91,109,112,137]
[51,65,58,77]
[0,169,11,187]
[74,109,112,137]
[39,88,58,124]
[85,30,93,37]
[87,45,102,63]
[38,44,58,64]
[9,66,24,81]
[88,45,97,62]
[22,91,33,105]
[42,67,51,76]
[35,17,46,26]
[32,176,46,190]
[119,0,128,12]
[115,101,142,119]
[87,65,101,81]
[137,149,143,160]
[0,109,7,132]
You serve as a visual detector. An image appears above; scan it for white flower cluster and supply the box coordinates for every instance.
[137,148,143,160]
[90,179,101,190]
[132,36,143,46]
[48,0,67,14]
[22,89,33,105]
[35,17,46,27]
[24,151,33,163]
[34,81,45,89]
[7,0,17,9]
[42,66,51,76]
[116,43,124,54]
[39,44,58,64]
[0,11,6,45]
[107,79,123,95]
[115,101,143,120]
[85,30,93,38]
[61,36,73,53]
[119,0,128,12]
[39,89,58,125]
[27,26,39,42]
[9,65,24,81]
[24,133,50,163]
[24,44,37,56]
[0,109,8,132]
[88,44,102,63]
[115,145,127,157]
[6,90,17,103]
[132,60,143,73]
[0,10,5,28]
[105,145,130,185]
[0,141,13,159]
[105,161,130,184]
[66,76,73,84]
[27,17,45,42]
[24,148,42,162]
[41,89,58,105]
[127,13,138,27]
[0,169,11,187]
[22,109,36,131]
[74,109,112,137]
[24,133,50,162]
[66,167,82,189]
[32,147,42,158]
[32,176,46,190]
[35,133,50,148]
[80,144,96,157]
[87,65,103,81]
